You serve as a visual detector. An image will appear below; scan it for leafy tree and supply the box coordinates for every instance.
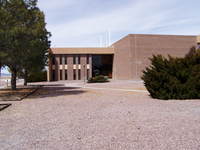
[142,47,200,100]
[0,0,50,89]
[19,2,51,85]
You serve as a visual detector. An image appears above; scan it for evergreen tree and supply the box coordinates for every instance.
[0,0,51,89]
[19,1,51,85]
[142,47,200,100]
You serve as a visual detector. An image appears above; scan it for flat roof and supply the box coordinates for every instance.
[128,34,196,37]
[50,47,114,54]
[112,34,197,46]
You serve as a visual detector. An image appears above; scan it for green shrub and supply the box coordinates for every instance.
[88,75,109,83]
[27,70,47,82]
[142,47,200,100]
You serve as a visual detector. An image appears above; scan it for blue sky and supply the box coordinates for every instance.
[38,0,200,47]
[1,0,200,74]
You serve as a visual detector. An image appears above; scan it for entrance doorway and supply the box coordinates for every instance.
[92,55,113,78]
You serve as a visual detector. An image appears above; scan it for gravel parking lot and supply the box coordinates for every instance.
[1,81,200,150]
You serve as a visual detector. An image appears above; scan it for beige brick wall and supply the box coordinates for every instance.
[49,34,197,81]
[113,34,197,80]
[49,54,92,81]
[112,35,133,80]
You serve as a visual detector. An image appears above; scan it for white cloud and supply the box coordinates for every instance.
[39,0,200,47]
[38,0,78,11]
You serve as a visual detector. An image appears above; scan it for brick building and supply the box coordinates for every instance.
[48,34,200,81]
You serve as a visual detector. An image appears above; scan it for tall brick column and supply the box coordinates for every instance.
[67,55,73,80]
[81,55,86,80]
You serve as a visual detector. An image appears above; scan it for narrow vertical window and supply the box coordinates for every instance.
[86,55,89,64]
[52,56,55,65]
[87,69,89,79]
[73,55,76,64]
[78,69,81,80]
[78,55,81,64]
[65,56,67,64]
[52,70,55,81]
[73,69,76,80]
[65,70,68,80]
[60,55,62,65]
[60,70,62,80]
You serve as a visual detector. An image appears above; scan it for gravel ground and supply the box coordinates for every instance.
[1,81,200,150]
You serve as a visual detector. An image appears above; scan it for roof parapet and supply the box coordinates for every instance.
[50,47,114,54]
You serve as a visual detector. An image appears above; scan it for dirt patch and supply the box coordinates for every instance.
[0,86,40,101]
[29,85,87,99]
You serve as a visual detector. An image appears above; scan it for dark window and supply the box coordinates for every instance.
[60,55,62,65]
[87,55,89,64]
[92,55,113,78]
[65,56,67,64]
[52,70,55,81]
[78,55,81,64]
[73,69,76,80]
[60,70,62,80]
[65,70,68,80]
[87,69,89,79]
[73,55,76,64]
[52,56,55,65]
[78,69,81,80]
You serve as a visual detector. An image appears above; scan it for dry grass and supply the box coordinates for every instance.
[0,86,37,101]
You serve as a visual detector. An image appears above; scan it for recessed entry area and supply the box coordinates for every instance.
[92,54,113,78]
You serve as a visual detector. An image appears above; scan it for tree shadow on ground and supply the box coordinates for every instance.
[0,86,38,101]
[0,103,12,111]
[29,85,87,99]
[33,84,65,87]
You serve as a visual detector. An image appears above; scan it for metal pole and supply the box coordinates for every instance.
[83,64,86,84]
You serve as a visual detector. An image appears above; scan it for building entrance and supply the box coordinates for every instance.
[92,55,113,78]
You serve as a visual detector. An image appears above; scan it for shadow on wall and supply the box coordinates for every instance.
[29,84,87,99]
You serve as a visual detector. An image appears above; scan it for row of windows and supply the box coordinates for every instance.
[58,69,90,80]
[52,55,90,65]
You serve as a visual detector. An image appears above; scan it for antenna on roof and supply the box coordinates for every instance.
[105,32,107,47]
[108,30,111,46]
[106,30,111,47]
